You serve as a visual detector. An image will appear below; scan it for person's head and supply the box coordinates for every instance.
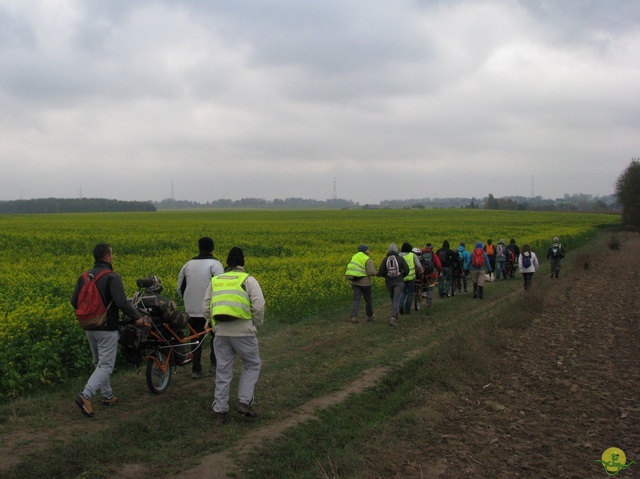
[487,239,492,245]
[553,236,560,243]
[459,241,465,248]
[475,241,483,249]
[226,247,245,268]
[510,238,516,245]
[198,236,214,253]
[442,240,450,249]
[93,243,112,262]
[498,238,505,244]
[388,243,398,253]
[358,244,370,254]
[401,242,412,253]
[522,244,531,253]
[424,242,433,251]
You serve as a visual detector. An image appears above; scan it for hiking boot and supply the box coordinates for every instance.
[191,370,206,379]
[216,412,229,425]
[175,353,193,366]
[75,395,94,417]
[366,316,374,322]
[238,402,258,417]
[101,395,118,406]
[389,317,397,326]
[350,316,359,323]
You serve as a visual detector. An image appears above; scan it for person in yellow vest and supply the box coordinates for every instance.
[202,247,265,425]
[345,244,377,323]
[399,243,423,315]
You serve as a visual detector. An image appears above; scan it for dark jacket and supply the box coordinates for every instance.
[70,260,141,331]
[436,243,454,268]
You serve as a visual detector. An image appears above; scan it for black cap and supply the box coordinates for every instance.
[226,247,245,267]
[198,237,214,252]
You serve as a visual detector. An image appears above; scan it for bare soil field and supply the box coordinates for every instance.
[396,233,640,478]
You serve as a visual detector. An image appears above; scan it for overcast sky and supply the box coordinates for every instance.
[0,1,638,204]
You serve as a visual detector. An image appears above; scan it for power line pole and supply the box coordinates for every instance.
[333,177,337,205]
[531,175,534,198]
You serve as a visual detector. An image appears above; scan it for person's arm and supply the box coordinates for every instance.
[378,258,387,277]
[108,274,143,323]
[211,260,225,277]
[365,258,377,276]
[202,282,213,321]
[484,253,492,272]
[245,276,265,328]
[177,265,187,297]
[414,254,423,274]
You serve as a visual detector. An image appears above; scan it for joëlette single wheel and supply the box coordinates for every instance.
[146,350,171,394]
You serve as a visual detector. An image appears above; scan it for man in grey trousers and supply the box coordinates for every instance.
[202,247,265,425]
[71,243,147,417]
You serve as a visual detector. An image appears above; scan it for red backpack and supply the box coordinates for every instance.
[471,248,485,268]
[76,270,113,329]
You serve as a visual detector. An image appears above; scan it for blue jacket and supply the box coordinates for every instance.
[457,246,471,271]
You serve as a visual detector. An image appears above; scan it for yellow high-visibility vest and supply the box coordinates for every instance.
[403,253,416,281]
[210,272,251,323]
[345,252,368,278]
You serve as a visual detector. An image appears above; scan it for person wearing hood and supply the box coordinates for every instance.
[345,244,377,323]
[435,240,454,298]
[377,243,409,326]
[203,247,265,425]
[546,236,566,278]
[469,241,492,299]
[494,239,509,281]
[457,242,471,293]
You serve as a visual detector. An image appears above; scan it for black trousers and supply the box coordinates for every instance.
[189,317,216,372]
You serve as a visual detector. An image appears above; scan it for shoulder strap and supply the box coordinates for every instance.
[86,269,112,282]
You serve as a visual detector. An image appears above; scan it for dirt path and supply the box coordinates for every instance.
[174,363,390,479]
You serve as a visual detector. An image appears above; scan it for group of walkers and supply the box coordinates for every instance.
[346,237,567,326]
[70,233,567,424]
[72,238,265,425]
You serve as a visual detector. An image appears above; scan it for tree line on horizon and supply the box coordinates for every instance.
[0,197,156,214]
[153,192,618,213]
[0,192,621,215]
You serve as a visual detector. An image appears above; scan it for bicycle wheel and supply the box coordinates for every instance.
[146,350,171,394]
[414,289,421,311]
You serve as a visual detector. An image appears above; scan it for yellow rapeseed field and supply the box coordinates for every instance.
[0,208,618,399]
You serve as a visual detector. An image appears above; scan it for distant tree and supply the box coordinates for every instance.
[484,194,499,209]
[615,158,640,230]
